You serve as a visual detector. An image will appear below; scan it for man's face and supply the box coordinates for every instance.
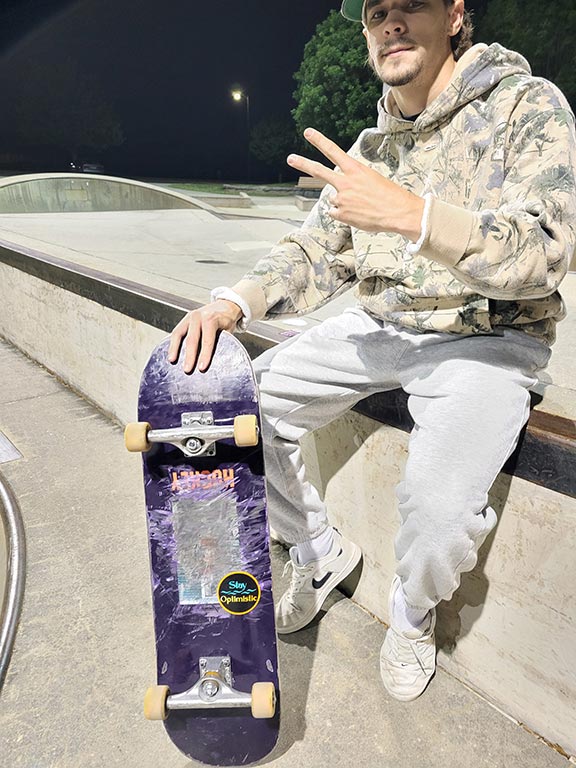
[363,0,463,88]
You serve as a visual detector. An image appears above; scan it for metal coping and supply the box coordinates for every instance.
[0,239,575,498]
[0,470,26,691]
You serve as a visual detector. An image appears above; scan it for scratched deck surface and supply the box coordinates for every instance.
[137,333,279,766]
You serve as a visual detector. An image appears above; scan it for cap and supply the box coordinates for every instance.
[341,0,364,22]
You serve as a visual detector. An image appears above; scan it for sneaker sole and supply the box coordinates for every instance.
[276,542,362,635]
[380,668,436,702]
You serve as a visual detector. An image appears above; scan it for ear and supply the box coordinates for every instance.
[448,0,464,36]
[363,25,377,66]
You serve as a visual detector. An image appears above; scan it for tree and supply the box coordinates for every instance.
[292,10,382,151]
[9,49,124,163]
[476,0,576,109]
[250,117,299,182]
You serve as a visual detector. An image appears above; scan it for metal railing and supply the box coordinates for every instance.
[0,471,26,691]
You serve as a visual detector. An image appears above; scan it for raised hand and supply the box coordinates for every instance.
[288,128,424,241]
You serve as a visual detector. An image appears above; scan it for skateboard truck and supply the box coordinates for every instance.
[171,656,251,709]
[144,656,276,720]
[125,412,259,457]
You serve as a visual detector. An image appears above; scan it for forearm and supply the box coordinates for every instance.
[228,190,357,322]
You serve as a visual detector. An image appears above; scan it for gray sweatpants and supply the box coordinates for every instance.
[253,307,551,611]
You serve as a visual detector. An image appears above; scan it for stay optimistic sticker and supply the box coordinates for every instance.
[217,571,261,615]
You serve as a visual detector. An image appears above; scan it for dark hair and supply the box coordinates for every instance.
[451,8,474,60]
[362,1,475,61]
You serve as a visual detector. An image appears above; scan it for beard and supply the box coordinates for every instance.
[368,38,423,86]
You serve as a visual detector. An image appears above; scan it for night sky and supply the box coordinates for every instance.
[0,0,348,180]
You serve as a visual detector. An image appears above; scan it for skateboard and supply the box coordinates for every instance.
[125,332,279,766]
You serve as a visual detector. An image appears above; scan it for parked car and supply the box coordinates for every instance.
[69,161,105,174]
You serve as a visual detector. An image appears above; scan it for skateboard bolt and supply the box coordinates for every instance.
[185,438,202,454]
[202,680,219,698]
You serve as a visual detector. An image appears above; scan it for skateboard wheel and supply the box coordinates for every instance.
[233,415,259,447]
[251,682,276,719]
[125,422,151,452]
[143,685,169,721]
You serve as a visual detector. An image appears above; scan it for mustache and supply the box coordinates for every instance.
[376,37,417,57]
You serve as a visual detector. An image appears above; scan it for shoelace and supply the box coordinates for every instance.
[282,559,312,611]
[385,626,431,675]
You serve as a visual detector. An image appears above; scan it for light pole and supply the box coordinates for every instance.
[231,88,251,181]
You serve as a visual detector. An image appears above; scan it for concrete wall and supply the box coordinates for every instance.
[0,259,574,757]
[301,414,576,757]
[0,261,164,424]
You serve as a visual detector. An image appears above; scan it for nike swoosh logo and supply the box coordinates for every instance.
[312,573,332,590]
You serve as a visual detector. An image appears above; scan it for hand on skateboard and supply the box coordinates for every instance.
[168,299,243,374]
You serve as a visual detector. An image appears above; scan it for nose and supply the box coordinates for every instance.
[383,10,408,36]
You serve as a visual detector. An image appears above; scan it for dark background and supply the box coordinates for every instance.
[0,0,344,180]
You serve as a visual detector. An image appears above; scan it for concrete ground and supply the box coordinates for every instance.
[0,338,571,767]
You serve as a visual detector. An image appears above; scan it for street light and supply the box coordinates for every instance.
[231,87,251,181]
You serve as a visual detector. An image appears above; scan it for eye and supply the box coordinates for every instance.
[369,1,423,21]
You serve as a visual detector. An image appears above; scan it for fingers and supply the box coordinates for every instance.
[168,311,219,374]
[287,153,340,186]
[195,317,219,374]
[167,315,189,364]
[168,311,201,373]
[287,127,358,187]
[302,127,356,173]
[168,301,242,374]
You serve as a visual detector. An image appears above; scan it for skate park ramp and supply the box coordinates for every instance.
[0,173,202,213]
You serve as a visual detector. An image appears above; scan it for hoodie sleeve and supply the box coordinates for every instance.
[419,100,576,300]
[228,183,358,323]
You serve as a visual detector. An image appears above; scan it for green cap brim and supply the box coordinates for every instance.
[341,0,364,22]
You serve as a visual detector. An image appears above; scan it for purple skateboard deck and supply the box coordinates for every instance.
[135,332,279,765]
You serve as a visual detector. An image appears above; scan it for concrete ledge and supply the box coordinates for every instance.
[0,244,574,757]
[179,191,253,209]
[295,195,317,212]
[0,239,573,498]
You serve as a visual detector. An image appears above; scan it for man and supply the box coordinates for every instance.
[169,0,576,701]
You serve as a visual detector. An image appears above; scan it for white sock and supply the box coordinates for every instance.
[392,583,430,632]
[295,527,336,565]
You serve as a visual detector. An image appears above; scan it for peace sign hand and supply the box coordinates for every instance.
[288,128,424,242]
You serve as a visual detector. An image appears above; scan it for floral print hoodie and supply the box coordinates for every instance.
[231,44,576,345]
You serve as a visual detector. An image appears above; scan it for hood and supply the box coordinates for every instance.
[376,43,532,134]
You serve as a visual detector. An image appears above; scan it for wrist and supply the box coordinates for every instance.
[219,299,244,323]
[211,286,253,329]
[391,193,426,242]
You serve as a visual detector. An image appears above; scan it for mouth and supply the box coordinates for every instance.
[384,46,413,58]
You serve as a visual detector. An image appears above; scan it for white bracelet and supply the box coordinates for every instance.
[406,193,433,255]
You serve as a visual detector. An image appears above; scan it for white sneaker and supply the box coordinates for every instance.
[380,576,436,701]
[275,530,362,634]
